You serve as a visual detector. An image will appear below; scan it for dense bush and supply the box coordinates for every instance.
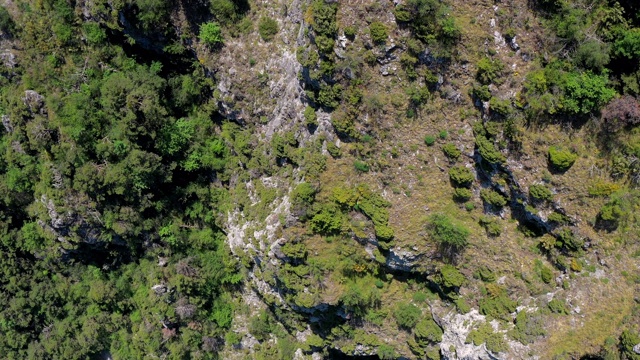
[548,146,577,171]
[394,302,422,328]
[476,58,504,85]
[480,189,507,208]
[453,187,472,202]
[258,17,279,41]
[427,213,470,250]
[529,184,553,202]
[369,21,388,43]
[199,22,223,46]
[476,135,506,164]
[442,143,461,161]
[449,166,474,187]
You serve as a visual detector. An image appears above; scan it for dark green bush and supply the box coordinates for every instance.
[489,97,512,116]
[442,143,461,161]
[427,213,470,250]
[547,299,569,314]
[479,216,501,236]
[394,302,421,328]
[424,135,436,146]
[258,17,279,41]
[476,58,504,85]
[453,187,472,202]
[548,146,577,171]
[369,21,388,43]
[344,26,357,39]
[354,160,370,172]
[476,135,505,164]
[480,189,507,208]
[304,106,317,126]
[472,85,492,102]
[529,184,553,202]
[449,166,474,187]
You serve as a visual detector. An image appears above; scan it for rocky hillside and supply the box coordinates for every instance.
[1,0,640,359]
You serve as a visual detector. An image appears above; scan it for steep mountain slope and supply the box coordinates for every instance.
[1,0,640,359]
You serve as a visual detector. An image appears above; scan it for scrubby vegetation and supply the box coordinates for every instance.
[2,0,640,358]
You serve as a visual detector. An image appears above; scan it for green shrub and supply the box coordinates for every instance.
[304,106,317,126]
[393,302,421,328]
[466,322,508,353]
[547,299,569,314]
[310,204,343,234]
[529,184,553,202]
[442,143,461,161]
[547,212,568,224]
[453,187,472,202]
[560,71,615,115]
[369,21,388,43]
[548,146,577,171]
[489,97,512,116]
[83,23,106,44]
[414,317,443,343]
[378,344,396,360]
[327,141,342,158]
[476,135,505,164]
[476,57,504,85]
[439,130,448,139]
[427,213,470,250]
[479,216,501,236]
[449,166,474,187]
[354,160,370,172]
[472,84,492,101]
[258,17,279,41]
[438,265,465,288]
[249,311,273,341]
[620,330,640,360]
[480,189,507,208]
[424,135,436,146]
[479,284,517,319]
[0,6,15,36]
[344,26,357,39]
[199,22,223,46]
[510,311,545,344]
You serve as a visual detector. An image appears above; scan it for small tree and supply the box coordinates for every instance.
[369,21,388,44]
[428,213,470,252]
[199,22,223,47]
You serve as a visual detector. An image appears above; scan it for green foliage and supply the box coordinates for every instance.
[479,284,517,320]
[424,135,436,146]
[574,40,610,71]
[489,97,512,116]
[448,166,474,187]
[258,17,279,42]
[369,21,388,43]
[442,143,461,161]
[548,146,577,171]
[344,26,357,39]
[510,311,545,344]
[354,160,370,172]
[304,106,317,126]
[199,22,223,46]
[0,6,15,36]
[377,344,397,360]
[479,216,502,236]
[393,302,421,329]
[547,299,569,314]
[620,330,640,360]
[427,213,470,250]
[310,203,344,235]
[480,189,507,208]
[476,135,506,164]
[453,187,472,202]
[250,311,273,341]
[414,317,444,344]
[438,264,465,288]
[467,322,508,353]
[529,184,553,202]
[476,58,504,85]
[613,28,640,60]
[560,71,615,115]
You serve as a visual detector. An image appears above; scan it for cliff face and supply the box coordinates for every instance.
[1,0,639,358]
